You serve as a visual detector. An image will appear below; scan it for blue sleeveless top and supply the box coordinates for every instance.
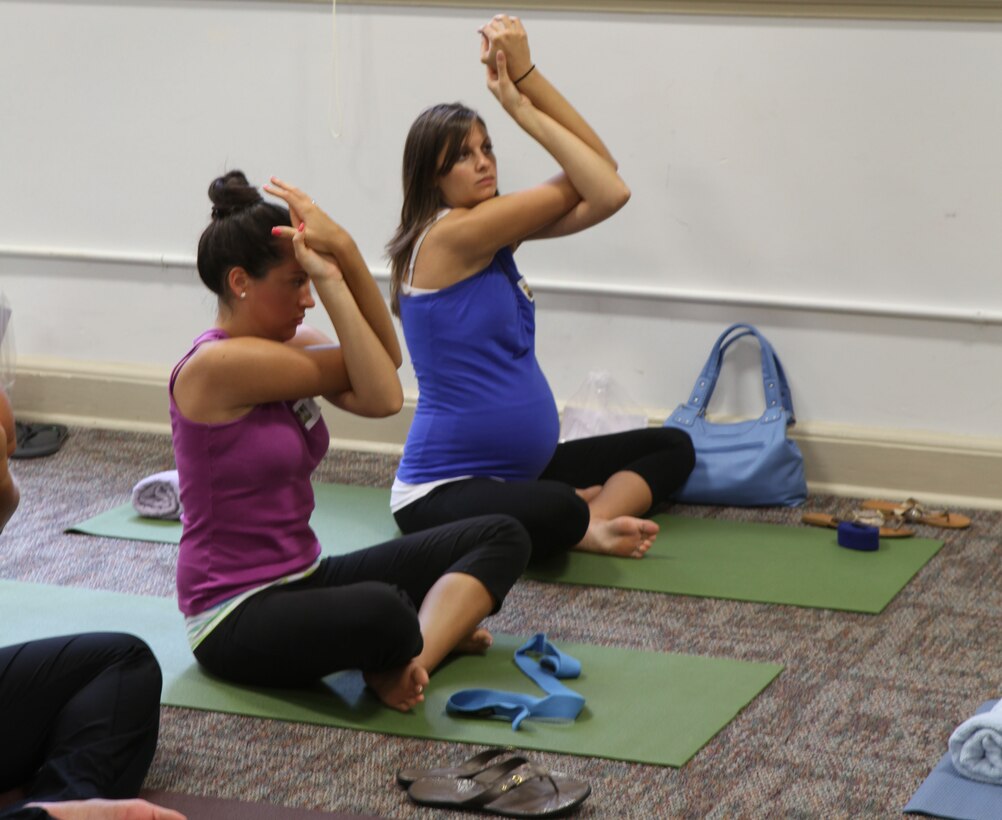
[397,247,560,483]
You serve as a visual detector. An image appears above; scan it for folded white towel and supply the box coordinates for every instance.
[949,699,1002,784]
[131,470,182,520]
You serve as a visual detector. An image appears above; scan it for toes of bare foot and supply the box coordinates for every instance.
[364,661,429,712]
[455,626,493,655]
[577,516,657,558]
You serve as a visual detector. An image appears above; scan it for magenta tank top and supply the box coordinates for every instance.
[169,329,330,616]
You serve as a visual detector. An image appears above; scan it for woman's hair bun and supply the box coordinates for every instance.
[208,170,263,219]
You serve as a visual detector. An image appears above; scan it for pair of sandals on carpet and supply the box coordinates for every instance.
[803,497,972,538]
[397,747,590,817]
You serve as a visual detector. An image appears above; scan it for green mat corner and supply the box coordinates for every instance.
[0,580,781,768]
[527,513,944,614]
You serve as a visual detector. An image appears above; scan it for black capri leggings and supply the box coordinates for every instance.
[0,632,163,811]
[193,514,530,688]
[394,427,695,562]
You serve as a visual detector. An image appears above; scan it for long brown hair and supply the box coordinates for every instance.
[385,103,486,315]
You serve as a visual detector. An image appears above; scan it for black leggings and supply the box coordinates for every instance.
[395,427,695,561]
[0,633,162,814]
[193,514,530,688]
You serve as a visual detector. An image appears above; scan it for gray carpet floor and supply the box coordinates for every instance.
[2,426,999,818]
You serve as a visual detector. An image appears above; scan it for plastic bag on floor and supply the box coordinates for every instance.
[560,371,648,442]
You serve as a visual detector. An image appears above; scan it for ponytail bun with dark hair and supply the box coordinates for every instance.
[197,169,290,297]
[208,170,264,220]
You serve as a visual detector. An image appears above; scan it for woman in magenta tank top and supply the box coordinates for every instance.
[384,17,695,562]
[170,171,529,712]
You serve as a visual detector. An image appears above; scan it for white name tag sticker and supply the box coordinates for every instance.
[517,277,535,302]
[292,397,322,430]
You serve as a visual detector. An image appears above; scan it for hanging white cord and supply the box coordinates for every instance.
[328,0,343,139]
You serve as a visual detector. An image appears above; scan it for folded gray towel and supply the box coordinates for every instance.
[949,699,1002,784]
[131,470,182,520]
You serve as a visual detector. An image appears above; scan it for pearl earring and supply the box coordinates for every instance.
[239,292,247,300]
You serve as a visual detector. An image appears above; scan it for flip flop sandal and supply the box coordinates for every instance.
[11,422,68,459]
[407,756,591,818]
[801,511,915,539]
[396,746,513,788]
[861,498,971,529]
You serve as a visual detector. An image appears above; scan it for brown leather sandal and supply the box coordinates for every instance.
[860,498,971,529]
[396,746,513,788]
[801,510,915,539]
[407,755,591,817]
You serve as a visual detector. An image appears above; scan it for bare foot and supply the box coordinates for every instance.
[575,485,603,503]
[364,660,429,712]
[575,516,659,559]
[454,626,493,655]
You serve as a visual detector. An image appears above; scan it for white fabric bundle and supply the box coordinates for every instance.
[131,470,182,520]
[949,700,1002,784]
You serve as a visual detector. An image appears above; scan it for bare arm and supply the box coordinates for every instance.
[264,178,402,368]
[30,797,186,820]
[478,16,627,241]
[0,425,19,533]
[292,234,403,417]
[425,48,629,283]
[480,15,615,167]
[173,227,402,424]
[0,389,19,533]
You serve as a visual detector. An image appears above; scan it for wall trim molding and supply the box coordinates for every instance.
[3,244,999,326]
[222,0,1002,24]
[11,356,1002,510]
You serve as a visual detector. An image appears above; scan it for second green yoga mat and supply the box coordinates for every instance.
[68,483,944,613]
[0,580,782,768]
[67,483,393,550]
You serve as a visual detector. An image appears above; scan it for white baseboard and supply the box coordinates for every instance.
[11,357,1002,510]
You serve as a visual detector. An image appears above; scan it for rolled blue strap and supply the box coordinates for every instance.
[514,633,582,683]
[446,688,585,731]
[837,521,879,552]
[445,633,586,731]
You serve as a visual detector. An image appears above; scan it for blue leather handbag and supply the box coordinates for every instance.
[664,323,807,507]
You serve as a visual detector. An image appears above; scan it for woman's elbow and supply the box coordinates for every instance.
[613,181,631,212]
[600,181,631,218]
[384,389,405,417]
[370,384,404,418]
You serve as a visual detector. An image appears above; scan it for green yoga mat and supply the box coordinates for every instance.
[532,514,944,614]
[67,483,944,613]
[0,580,781,768]
[67,483,394,550]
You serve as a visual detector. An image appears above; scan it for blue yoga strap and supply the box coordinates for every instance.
[446,633,586,730]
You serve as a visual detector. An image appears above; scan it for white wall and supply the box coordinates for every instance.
[1,1,1000,442]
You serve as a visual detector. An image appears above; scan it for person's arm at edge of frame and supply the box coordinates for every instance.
[26,798,186,820]
[0,388,20,533]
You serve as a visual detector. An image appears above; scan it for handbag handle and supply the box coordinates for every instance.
[717,328,796,423]
[671,323,796,427]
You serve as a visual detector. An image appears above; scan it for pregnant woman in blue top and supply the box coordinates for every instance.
[386,16,695,560]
